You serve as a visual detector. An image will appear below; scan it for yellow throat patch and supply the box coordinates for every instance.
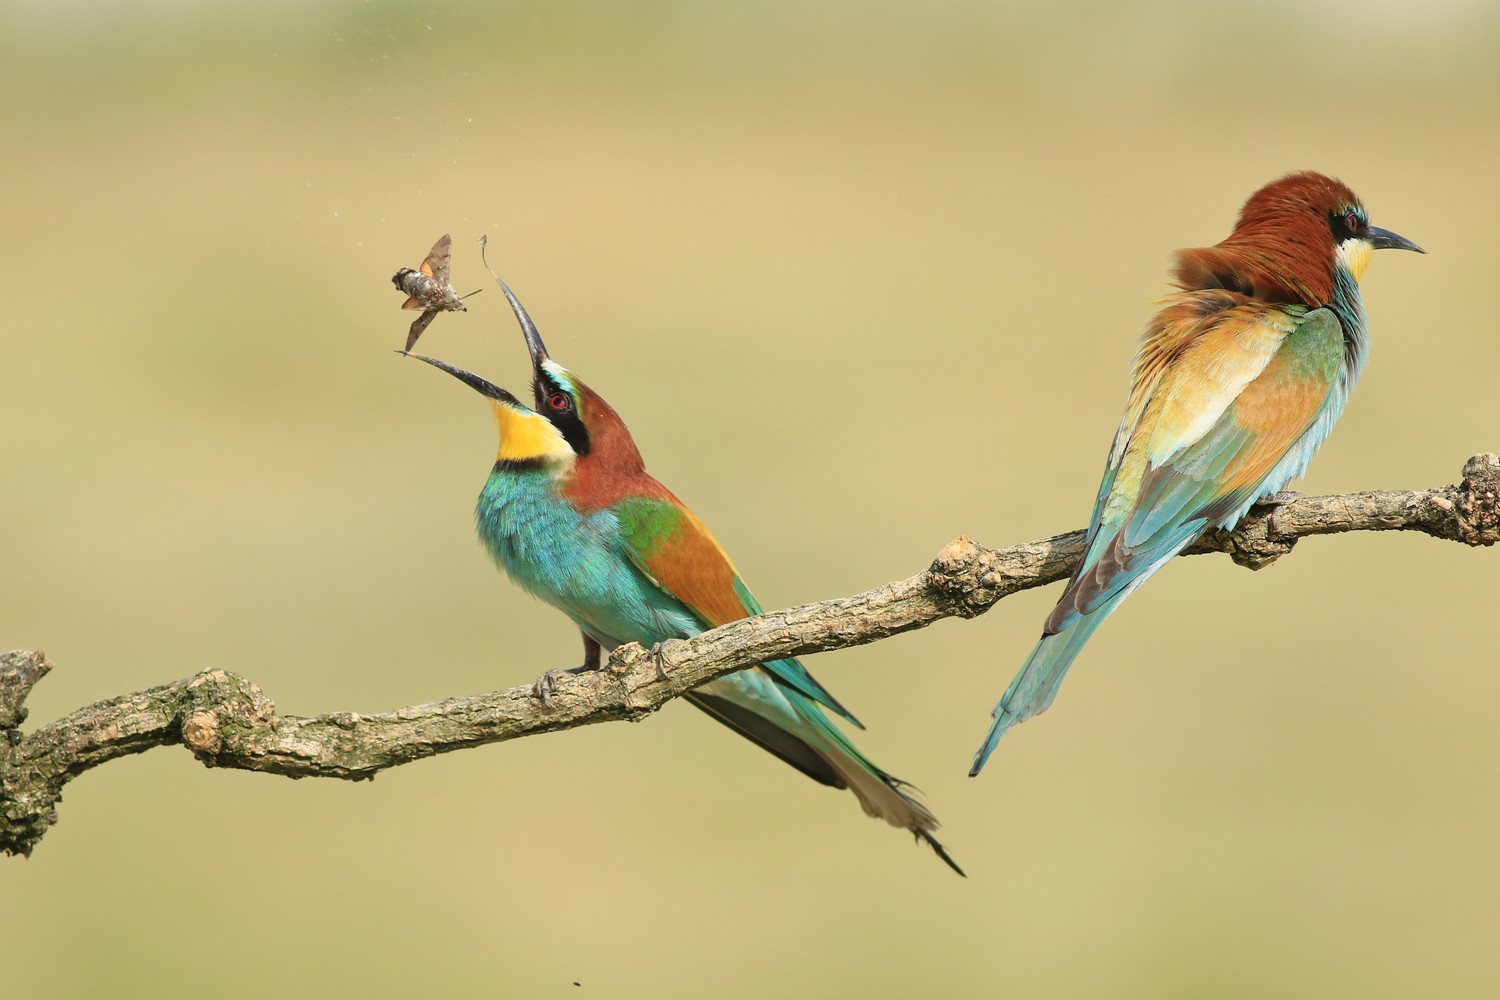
[491,400,572,463]
[1338,238,1373,283]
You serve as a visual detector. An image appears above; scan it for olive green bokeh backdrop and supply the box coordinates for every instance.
[3,2,1497,996]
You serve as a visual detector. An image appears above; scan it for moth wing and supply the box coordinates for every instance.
[421,233,452,282]
[404,310,439,352]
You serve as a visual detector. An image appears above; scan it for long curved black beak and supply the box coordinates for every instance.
[498,276,550,369]
[398,350,522,405]
[1369,226,1425,253]
[479,235,550,370]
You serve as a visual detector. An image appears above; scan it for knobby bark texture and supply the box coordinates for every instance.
[4,453,1497,857]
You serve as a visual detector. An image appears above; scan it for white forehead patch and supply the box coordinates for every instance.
[540,358,575,389]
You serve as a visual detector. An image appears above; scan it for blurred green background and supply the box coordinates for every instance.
[3,1,1497,996]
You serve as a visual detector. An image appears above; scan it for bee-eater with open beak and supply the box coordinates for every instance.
[405,274,962,874]
[971,171,1423,775]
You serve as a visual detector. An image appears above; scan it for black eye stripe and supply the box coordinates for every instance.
[1329,208,1366,243]
[532,373,591,456]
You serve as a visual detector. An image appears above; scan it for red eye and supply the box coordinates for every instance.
[546,393,571,412]
[1344,211,1360,235]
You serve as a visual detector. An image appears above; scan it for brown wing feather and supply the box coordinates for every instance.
[636,496,752,628]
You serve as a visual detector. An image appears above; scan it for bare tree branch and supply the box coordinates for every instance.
[4,453,1496,857]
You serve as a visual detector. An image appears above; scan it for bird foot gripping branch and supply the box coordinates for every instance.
[1197,510,1300,571]
[647,641,675,683]
[531,667,587,706]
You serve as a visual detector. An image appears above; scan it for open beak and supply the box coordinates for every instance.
[403,238,558,409]
[1368,226,1425,254]
[494,275,550,371]
[399,350,522,406]
[478,236,551,373]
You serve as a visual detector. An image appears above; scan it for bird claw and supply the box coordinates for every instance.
[649,643,671,683]
[530,664,593,705]
[1254,490,1301,509]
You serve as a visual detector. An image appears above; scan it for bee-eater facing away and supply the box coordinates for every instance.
[971,171,1423,775]
[405,276,962,874]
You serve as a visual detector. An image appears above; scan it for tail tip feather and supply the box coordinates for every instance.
[968,709,1015,777]
[917,829,966,877]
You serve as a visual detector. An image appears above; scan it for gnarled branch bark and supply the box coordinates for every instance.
[4,453,1496,857]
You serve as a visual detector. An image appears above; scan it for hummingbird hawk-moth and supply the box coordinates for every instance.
[392,233,479,352]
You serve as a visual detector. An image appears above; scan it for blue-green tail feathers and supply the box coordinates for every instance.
[971,511,1204,775]
[760,656,864,730]
[777,688,964,876]
[691,676,963,876]
[969,600,1116,776]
